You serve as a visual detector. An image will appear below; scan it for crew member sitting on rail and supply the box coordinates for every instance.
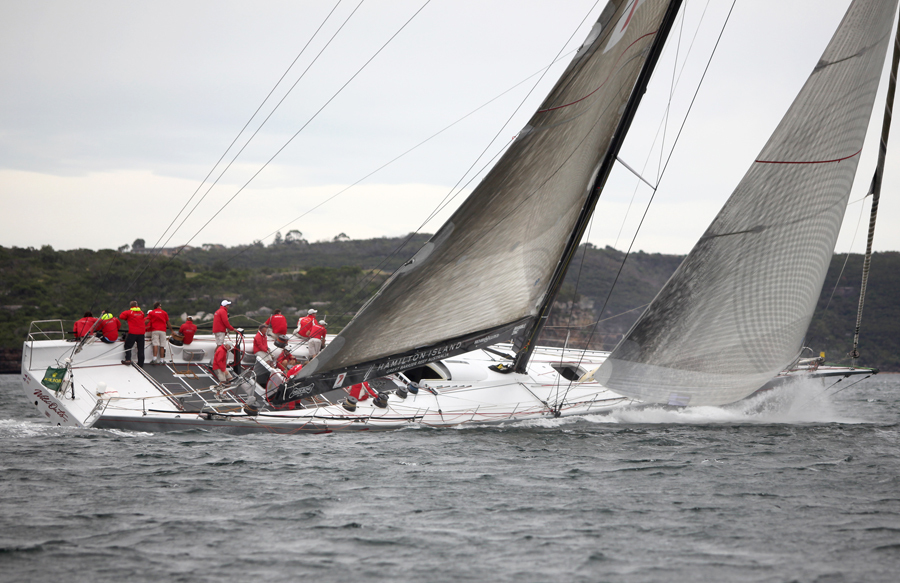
[213,340,235,384]
[265,309,288,337]
[99,311,120,343]
[213,300,236,346]
[179,317,197,345]
[73,312,98,338]
[296,308,318,339]
[307,320,327,356]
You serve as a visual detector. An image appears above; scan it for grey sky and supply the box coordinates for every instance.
[1,0,898,256]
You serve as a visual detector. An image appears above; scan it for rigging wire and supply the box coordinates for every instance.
[114,0,433,304]
[89,0,348,311]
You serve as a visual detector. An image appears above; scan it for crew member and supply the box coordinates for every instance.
[119,301,146,367]
[73,312,98,338]
[296,309,318,338]
[266,309,288,337]
[179,317,197,345]
[307,320,327,356]
[213,300,236,346]
[276,349,297,372]
[99,311,120,344]
[252,324,270,358]
[349,382,377,401]
[213,340,235,384]
[147,302,171,364]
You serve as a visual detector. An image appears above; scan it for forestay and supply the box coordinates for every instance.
[596,0,899,406]
[280,0,680,402]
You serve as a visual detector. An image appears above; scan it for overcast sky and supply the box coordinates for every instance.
[1,0,898,257]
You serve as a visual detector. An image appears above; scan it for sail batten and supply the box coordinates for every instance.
[597,0,900,407]
[276,0,682,401]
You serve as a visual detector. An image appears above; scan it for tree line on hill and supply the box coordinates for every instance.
[1,239,896,373]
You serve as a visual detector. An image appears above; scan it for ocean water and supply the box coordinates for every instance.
[1,373,898,583]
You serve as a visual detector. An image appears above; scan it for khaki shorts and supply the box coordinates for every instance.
[150,330,166,347]
[215,332,227,346]
[215,369,233,383]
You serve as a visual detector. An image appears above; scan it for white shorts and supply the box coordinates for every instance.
[151,331,166,347]
[215,369,233,383]
[215,332,227,346]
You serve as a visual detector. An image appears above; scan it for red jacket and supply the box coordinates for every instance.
[179,321,197,344]
[266,313,287,336]
[147,308,169,332]
[213,344,229,372]
[297,314,318,337]
[286,363,304,378]
[73,317,98,338]
[212,306,234,333]
[100,316,120,341]
[252,332,269,354]
[308,322,327,341]
[349,382,377,401]
[119,308,146,335]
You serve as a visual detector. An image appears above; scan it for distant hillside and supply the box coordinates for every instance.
[1,241,897,372]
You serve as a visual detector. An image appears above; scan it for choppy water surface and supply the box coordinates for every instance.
[1,374,898,582]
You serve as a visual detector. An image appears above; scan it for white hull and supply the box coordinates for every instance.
[20,325,876,434]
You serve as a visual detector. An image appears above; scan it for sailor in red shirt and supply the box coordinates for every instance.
[265,309,288,337]
[99,311,121,343]
[252,324,270,359]
[73,312,98,338]
[179,317,197,345]
[147,302,171,365]
[349,382,377,401]
[213,340,235,384]
[212,300,236,345]
[118,301,146,367]
[307,320,327,356]
[295,308,318,339]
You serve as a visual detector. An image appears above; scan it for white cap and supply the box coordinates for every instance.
[224,340,233,347]
[221,300,232,306]
[319,321,327,327]
[308,309,317,314]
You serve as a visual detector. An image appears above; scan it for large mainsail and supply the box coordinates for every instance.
[279,0,682,401]
[595,0,899,406]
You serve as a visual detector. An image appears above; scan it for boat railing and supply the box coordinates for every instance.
[25,320,69,371]
[27,319,67,342]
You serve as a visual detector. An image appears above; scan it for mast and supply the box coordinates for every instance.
[850,9,899,362]
[513,0,684,373]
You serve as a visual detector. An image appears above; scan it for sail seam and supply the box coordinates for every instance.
[536,30,659,113]
[755,148,861,164]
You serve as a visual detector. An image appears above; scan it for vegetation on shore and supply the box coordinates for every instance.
[1,238,897,372]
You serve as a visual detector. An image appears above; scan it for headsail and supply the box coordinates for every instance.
[277,0,683,402]
[595,0,899,406]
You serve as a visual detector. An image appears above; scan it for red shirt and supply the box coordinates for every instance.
[179,321,197,344]
[297,314,318,337]
[286,363,304,378]
[349,382,376,401]
[252,332,269,354]
[266,313,287,336]
[73,317,98,338]
[308,322,327,341]
[100,317,120,341]
[147,308,169,332]
[119,308,146,335]
[213,344,229,372]
[212,306,234,333]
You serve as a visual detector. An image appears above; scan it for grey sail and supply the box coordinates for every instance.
[595,0,899,406]
[279,0,681,401]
